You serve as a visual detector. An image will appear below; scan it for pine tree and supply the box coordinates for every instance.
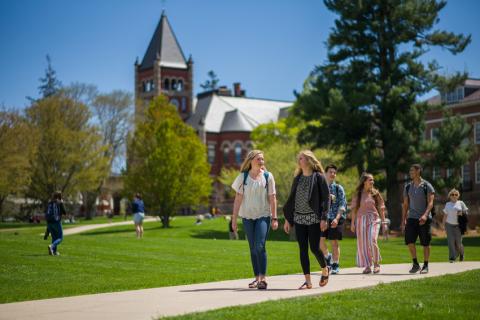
[294,0,471,227]
[124,96,211,227]
[38,55,62,98]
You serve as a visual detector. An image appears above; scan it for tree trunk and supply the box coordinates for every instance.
[386,167,403,230]
[0,196,5,220]
[161,215,170,228]
[82,191,98,220]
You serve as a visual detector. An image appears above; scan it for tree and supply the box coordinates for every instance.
[62,83,133,218]
[294,0,470,228]
[423,110,473,192]
[200,70,220,91]
[124,96,211,227]
[0,108,37,216]
[38,55,63,99]
[25,95,109,207]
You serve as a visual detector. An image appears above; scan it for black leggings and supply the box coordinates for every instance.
[295,223,326,274]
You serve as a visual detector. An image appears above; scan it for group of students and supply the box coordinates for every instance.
[231,150,469,290]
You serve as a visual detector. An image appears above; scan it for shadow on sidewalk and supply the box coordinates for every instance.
[180,288,298,292]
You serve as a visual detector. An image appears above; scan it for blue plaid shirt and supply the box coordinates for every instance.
[328,182,347,220]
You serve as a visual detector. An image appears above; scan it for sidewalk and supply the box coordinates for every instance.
[1,262,479,320]
[63,217,157,236]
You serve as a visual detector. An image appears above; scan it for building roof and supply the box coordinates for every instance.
[187,94,292,133]
[139,12,187,70]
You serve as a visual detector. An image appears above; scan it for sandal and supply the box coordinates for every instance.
[319,275,329,287]
[373,266,381,274]
[362,267,372,274]
[298,282,313,290]
[257,280,268,290]
[248,280,258,288]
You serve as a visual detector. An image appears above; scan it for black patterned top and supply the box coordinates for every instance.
[294,175,320,225]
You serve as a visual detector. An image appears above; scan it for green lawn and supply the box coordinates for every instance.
[1,216,479,304]
[161,269,480,320]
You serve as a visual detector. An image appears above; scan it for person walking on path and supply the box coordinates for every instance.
[283,150,330,289]
[350,173,386,274]
[132,193,145,239]
[402,164,435,274]
[45,191,67,256]
[320,164,347,275]
[231,150,278,290]
[443,188,468,262]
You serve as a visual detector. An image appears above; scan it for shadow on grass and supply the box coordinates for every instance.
[431,236,480,247]
[79,224,168,236]
[189,228,291,241]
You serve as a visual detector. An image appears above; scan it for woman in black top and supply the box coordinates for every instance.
[283,150,331,289]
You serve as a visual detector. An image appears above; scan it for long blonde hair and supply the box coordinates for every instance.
[294,150,324,176]
[240,150,263,172]
[354,172,381,214]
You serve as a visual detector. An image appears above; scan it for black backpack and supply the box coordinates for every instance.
[406,182,436,217]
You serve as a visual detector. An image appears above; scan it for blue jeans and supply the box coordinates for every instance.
[242,216,271,276]
[48,222,63,252]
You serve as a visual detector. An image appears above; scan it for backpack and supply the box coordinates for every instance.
[45,201,60,223]
[243,171,270,191]
[406,182,436,217]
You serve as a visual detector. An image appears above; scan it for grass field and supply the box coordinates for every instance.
[160,269,480,320]
[1,216,479,304]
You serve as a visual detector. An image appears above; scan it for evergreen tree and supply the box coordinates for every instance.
[294,0,470,227]
[423,110,473,192]
[124,96,211,227]
[200,70,220,91]
[38,55,62,98]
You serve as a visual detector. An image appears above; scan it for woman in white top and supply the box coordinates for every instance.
[442,188,468,262]
[231,150,278,290]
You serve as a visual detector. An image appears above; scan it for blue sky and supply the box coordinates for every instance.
[1,0,479,109]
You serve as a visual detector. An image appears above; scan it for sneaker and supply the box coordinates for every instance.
[325,253,332,268]
[420,265,429,274]
[48,245,54,256]
[409,264,420,273]
[54,251,60,256]
[331,263,340,274]
[449,259,455,263]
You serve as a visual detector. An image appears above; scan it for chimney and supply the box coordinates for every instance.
[233,82,245,97]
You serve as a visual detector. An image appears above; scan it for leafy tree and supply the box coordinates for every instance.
[124,96,211,227]
[200,70,220,91]
[422,110,473,192]
[294,0,470,228]
[0,108,37,216]
[25,95,109,207]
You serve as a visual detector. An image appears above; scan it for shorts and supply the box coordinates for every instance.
[405,218,431,246]
[320,219,343,240]
[133,212,145,224]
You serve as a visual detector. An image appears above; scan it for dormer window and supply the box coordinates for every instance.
[441,87,464,105]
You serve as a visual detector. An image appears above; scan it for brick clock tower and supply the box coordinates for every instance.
[134,11,193,121]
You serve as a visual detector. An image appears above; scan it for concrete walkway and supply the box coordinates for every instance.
[1,262,479,320]
[63,217,158,236]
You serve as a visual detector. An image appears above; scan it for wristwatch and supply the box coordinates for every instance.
[272,217,278,221]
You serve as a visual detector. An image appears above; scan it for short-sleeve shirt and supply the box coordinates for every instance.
[443,201,468,225]
[328,182,347,220]
[350,191,385,219]
[403,179,435,219]
[231,171,276,219]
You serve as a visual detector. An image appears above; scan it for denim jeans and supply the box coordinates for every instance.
[48,221,63,252]
[242,216,271,276]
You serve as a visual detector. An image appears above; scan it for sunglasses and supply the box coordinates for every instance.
[450,194,459,197]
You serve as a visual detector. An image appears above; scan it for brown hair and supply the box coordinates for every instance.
[354,173,382,214]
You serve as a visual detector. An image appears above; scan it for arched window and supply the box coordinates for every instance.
[164,78,170,90]
[223,146,230,165]
[234,143,242,165]
[171,79,177,91]
[177,80,184,91]
[208,143,216,164]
